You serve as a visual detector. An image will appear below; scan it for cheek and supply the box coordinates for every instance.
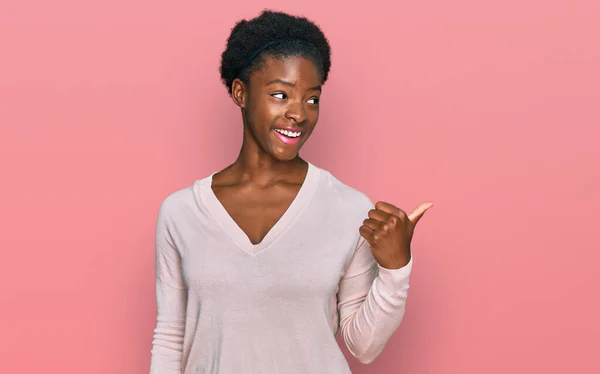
[264,102,283,121]
[307,107,319,125]
[249,97,280,123]
[311,107,320,120]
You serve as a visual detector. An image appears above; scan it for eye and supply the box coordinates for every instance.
[271,92,287,100]
[307,97,320,105]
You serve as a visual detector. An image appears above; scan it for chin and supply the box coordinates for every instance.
[271,142,304,161]
[272,151,299,162]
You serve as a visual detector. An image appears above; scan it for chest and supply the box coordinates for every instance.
[213,184,300,245]
[178,205,359,305]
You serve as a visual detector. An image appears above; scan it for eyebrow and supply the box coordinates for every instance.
[265,79,322,92]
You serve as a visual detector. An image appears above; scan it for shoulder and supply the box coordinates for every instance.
[159,186,194,213]
[316,165,375,215]
[157,174,210,222]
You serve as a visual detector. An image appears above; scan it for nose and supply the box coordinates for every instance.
[284,100,306,123]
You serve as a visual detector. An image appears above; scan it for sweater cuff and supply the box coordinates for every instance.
[376,256,413,294]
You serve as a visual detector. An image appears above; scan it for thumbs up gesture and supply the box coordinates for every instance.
[359,201,433,269]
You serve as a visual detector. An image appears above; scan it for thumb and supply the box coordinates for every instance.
[407,202,434,225]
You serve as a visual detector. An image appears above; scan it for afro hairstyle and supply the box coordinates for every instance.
[219,10,332,95]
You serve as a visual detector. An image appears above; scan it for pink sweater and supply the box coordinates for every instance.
[149,162,413,374]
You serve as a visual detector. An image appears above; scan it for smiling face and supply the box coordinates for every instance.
[232,55,322,161]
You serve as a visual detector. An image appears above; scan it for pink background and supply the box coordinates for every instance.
[1,0,599,373]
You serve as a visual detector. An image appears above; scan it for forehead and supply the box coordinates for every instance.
[250,55,322,88]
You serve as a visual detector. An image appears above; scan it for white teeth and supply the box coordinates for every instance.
[275,129,301,138]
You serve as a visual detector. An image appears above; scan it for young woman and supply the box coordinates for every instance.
[149,10,432,374]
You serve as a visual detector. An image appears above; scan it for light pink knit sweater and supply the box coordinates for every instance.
[149,162,413,373]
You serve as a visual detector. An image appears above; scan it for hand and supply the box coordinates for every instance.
[359,201,433,269]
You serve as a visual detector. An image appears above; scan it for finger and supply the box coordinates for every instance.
[375,201,402,216]
[359,225,375,242]
[407,202,434,225]
[367,208,391,222]
[362,218,382,232]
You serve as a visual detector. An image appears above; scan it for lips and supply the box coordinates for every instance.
[272,128,303,145]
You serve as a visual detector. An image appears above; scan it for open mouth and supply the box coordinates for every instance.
[273,128,303,144]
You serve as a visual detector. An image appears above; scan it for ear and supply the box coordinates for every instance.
[231,78,247,109]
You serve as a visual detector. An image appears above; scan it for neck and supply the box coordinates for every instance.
[227,123,307,184]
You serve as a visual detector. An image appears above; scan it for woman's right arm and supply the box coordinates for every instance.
[149,199,187,374]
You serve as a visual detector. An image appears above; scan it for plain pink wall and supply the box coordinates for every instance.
[1,0,599,373]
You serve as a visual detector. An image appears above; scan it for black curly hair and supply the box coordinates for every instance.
[219,10,332,95]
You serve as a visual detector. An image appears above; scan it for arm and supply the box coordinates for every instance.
[337,235,413,364]
[149,201,187,374]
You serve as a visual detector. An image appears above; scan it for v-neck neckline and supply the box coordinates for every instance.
[197,162,320,256]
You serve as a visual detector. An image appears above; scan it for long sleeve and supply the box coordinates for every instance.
[149,201,188,374]
[337,235,413,364]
